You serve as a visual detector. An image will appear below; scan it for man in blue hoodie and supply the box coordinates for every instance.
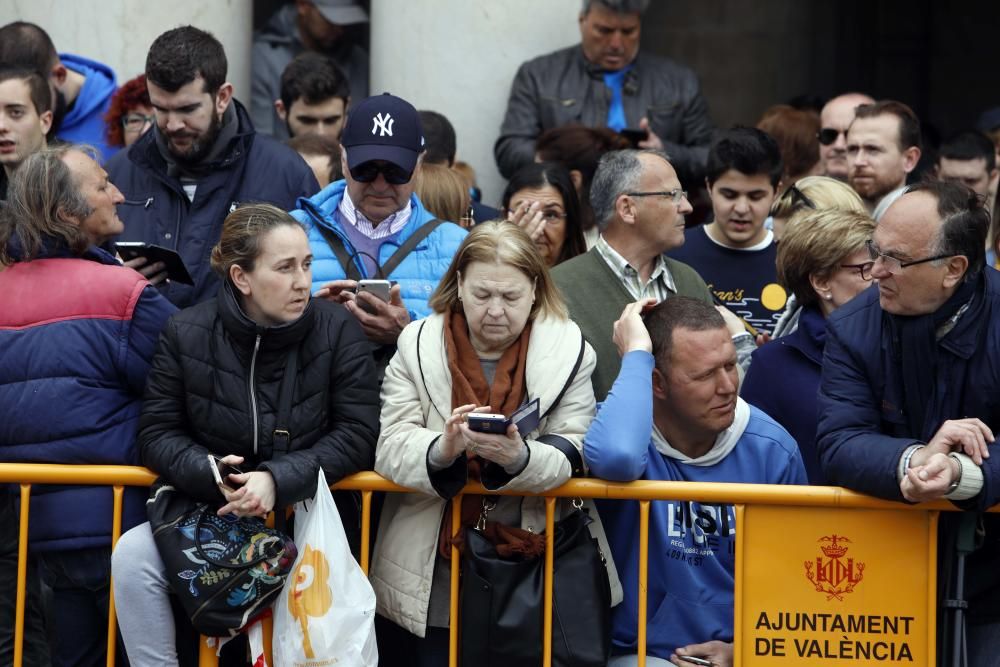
[585,296,806,667]
[0,22,117,161]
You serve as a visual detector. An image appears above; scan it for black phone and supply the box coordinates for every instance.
[620,127,649,147]
[208,455,244,492]
[467,413,510,434]
[115,242,194,285]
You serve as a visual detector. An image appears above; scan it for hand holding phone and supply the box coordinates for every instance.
[355,279,392,315]
[677,656,713,666]
[208,455,244,493]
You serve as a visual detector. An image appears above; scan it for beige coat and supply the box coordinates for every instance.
[371,312,622,636]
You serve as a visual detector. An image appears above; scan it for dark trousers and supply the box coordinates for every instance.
[375,614,450,667]
[0,495,50,667]
[36,547,127,667]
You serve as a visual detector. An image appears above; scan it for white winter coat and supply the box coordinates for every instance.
[370,312,622,636]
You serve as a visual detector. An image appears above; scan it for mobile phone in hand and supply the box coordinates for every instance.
[356,279,392,314]
[208,455,243,493]
[678,656,713,666]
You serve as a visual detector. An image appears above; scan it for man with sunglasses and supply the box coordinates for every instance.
[292,92,467,350]
[106,26,319,308]
[817,181,1000,667]
[817,92,874,181]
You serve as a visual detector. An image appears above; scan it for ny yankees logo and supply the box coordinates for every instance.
[372,113,394,137]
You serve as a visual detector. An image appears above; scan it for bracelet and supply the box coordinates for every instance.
[899,444,924,481]
[947,454,963,494]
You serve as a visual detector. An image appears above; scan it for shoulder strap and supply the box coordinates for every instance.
[379,219,442,278]
[315,223,363,281]
[271,346,299,459]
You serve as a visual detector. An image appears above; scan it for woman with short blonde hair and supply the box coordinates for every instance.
[769,175,866,240]
[371,220,616,664]
[742,208,876,484]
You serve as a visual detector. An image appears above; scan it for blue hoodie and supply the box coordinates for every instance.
[585,351,807,660]
[58,53,117,162]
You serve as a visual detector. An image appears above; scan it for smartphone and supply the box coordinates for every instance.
[467,413,510,434]
[678,656,714,667]
[356,279,391,314]
[620,127,649,147]
[208,455,243,492]
[115,242,195,285]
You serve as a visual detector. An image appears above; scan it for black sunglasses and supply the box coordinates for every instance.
[349,161,413,185]
[817,128,846,146]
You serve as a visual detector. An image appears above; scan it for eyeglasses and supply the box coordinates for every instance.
[817,128,846,146]
[626,189,688,204]
[863,240,955,280]
[839,261,875,281]
[349,161,413,185]
[121,113,156,131]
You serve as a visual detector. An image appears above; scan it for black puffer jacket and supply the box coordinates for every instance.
[138,283,379,508]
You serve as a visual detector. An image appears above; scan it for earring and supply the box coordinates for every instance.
[825,293,833,300]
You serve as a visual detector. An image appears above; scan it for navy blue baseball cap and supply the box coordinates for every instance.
[341,93,425,173]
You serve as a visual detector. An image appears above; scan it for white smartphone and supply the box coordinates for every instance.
[208,455,243,493]
[356,279,391,314]
[678,656,713,666]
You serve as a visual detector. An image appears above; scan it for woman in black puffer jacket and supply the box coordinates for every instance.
[111,203,379,666]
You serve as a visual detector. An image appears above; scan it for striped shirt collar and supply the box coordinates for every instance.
[337,190,413,240]
[594,235,676,300]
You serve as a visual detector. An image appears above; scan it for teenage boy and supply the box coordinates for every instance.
[669,127,785,335]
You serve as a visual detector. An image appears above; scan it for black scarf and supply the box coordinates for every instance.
[889,273,981,437]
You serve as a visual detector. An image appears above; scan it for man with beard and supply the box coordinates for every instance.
[106,26,318,307]
[0,21,117,162]
[846,100,921,219]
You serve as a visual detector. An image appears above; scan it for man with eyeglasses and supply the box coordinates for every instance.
[817,181,1000,667]
[846,100,922,219]
[817,92,874,181]
[292,93,467,354]
[106,26,318,308]
[552,148,714,401]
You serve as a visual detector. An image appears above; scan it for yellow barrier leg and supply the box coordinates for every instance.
[448,495,462,667]
[637,500,650,667]
[360,491,372,575]
[543,497,556,667]
[13,484,30,667]
[105,485,124,667]
[199,635,217,667]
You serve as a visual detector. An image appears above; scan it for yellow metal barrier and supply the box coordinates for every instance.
[0,464,987,667]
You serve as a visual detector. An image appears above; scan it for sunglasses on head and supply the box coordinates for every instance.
[349,161,413,185]
[817,128,846,146]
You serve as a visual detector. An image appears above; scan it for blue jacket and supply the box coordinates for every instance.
[0,243,176,552]
[106,99,319,308]
[741,304,828,484]
[817,271,1000,509]
[585,351,806,659]
[290,180,467,320]
[58,53,117,163]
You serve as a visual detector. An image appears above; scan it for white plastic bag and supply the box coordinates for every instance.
[273,469,378,667]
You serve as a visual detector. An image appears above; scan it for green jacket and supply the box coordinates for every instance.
[552,247,713,401]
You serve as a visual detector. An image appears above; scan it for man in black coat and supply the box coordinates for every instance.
[107,25,319,308]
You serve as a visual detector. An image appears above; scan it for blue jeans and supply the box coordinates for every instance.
[37,547,127,667]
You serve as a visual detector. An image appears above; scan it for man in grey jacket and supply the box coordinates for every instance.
[494,0,713,183]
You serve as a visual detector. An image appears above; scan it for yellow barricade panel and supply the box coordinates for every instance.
[737,505,937,666]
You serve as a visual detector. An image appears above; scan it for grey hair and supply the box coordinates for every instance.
[582,0,651,14]
[0,145,97,263]
[589,148,669,231]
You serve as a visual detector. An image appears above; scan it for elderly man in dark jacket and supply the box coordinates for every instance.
[494,0,713,183]
[107,26,318,308]
[816,180,1000,667]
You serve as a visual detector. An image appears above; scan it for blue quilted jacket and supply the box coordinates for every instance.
[0,243,176,551]
[290,180,467,320]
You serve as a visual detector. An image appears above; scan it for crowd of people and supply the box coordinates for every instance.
[2,1,1000,666]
